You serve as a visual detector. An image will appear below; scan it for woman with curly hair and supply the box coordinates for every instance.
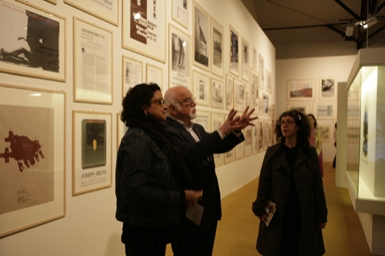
[115,83,202,256]
[252,110,328,256]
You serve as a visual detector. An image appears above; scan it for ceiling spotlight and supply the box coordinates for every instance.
[355,16,378,29]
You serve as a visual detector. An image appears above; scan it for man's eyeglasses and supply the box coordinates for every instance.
[177,96,196,106]
[279,120,295,126]
[150,98,165,106]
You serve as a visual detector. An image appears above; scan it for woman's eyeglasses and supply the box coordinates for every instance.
[279,120,295,126]
[150,99,165,106]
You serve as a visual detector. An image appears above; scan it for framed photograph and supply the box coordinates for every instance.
[195,110,209,131]
[225,74,234,110]
[234,79,245,111]
[0,84,65,238]
[229,25,239,77]
[192,70,210,106]
[286,79,315,101]
[72,111,112,195]
[122,0,166,63]
[244,126,253,157]
[319,77,337,100]
[241,37,249,82]
[259,54,265,89]
[262,92,269,116]
[313,102,336,119]
[286,103,312,114]
[211,78,224,109]
[172,0,189,29]
[116,112,128,151]
[317,121,332,143]
[0,0,66,81]
[122,56,143,98]
[64,0,119,26]
[253,47,257,68]
[146,63,163,86]
[224,149,235,164]
[193,2,209,71]
[266,70,272,93]
[169,24,191,88]
[348,104,360,118]
[210,112,224,167]
[210,17,224,78]
[73,17,113,104]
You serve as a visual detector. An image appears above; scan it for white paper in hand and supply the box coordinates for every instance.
[264,200,276,227]
[186,203,204,226]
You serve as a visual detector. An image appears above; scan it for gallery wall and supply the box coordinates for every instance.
[0,0,275,255]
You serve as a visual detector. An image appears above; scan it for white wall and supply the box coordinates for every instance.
[0,0,274,255]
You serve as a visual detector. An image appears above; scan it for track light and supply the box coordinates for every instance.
[355,16,378,29]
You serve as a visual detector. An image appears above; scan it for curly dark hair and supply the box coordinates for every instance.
[275,110,310,146]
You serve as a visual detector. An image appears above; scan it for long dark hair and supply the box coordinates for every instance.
[307,113,318,127]
[275,110,310,146]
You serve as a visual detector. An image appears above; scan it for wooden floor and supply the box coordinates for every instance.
[167,162,375,255]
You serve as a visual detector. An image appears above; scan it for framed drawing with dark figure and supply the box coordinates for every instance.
[193,2,209,71]
[122,56,143,99]
[234,79,245,111]
[226,74,234,110]
[0,0,66,81]
[241,37,249,82]
[286,79,315,101]
[210,17,224,77]
[229,25,239,76]
[319,77,337,100]
[0,84,65,238]
[262,92,269,116]
[192,70,209,106]
[211,78,224,109]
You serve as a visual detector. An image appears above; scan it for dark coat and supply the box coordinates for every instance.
[252,143,328,256]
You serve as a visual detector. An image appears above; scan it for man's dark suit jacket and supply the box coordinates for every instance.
[164,117,244,231]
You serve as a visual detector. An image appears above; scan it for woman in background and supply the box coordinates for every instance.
[307,113,324,177]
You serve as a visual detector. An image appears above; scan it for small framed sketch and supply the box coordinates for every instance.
[64,0,119,26]
[192,71,210,106]
[286,79,315,101]
[253,48,257,69]
[73,17,113,104]
[122,56,143,98]
[225,74,234,110]
[72,111,112,195]
[122,0,166,63]
[241,37,249,82]
[251,69,259,110]
[210,17,224,78]
[195,110,209,131]
[229,25,239,77]
[235,142,244,160]
[286,103,312,114]
[259,54,265,89]
[319,77,337,100]
[266,70,272,93]
[193,2,209,71]
[244,126,253,157]
[234,79,245,111]
[211,112,224,166]
[251,117,260,154]
[262,93,269,116]
[313,102,336,119]
[0,0,66,81]
[211,78,224,109]
[172,0,189,29]
[317,121,332,143]
[169,24,191,88]
[258,119,265,152]
[146,63,163,86]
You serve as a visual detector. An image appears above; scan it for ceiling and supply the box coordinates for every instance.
[241,0,385,59]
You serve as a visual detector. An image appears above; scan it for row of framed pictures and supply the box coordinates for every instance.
[286,77,338,101]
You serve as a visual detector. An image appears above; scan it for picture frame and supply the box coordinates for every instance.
[347,123,360,144]
[122,56,143,98]
[251,116,260,155]
[251,68,259,111]
[319,77,337,100]
[229,25,239,77]
[241,37,249,82]
[0,0,66,81]
[225,74,234,110]
[253,47,257,69]
[73,17,113,104]
[211,78,224,109]
[263,119,269,150]
[244,126,253,157]
[235,141,244,160]
[286,103,312,114]
[192,70,210,106]
[172,0,189,29]
[64,0,119,26]
[122,0,166,63]
[210,16,224,78]
[259,54,265,89]
[234,79,245,111]
[317,121,332,143]
[195,109,209,131]
[347,104,360,119]
[286,79,315,101]
[169,24,191,88]
[262,92,269,116]
[313,102,336,119]
[146,63,163,86]
[72,111,112,195]
[193,2,209,71]
[210,112,224,167]
[266,70,272,94]
[0,84,65,238]
[258,119,265,152]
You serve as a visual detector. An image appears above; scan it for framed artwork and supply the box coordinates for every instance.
[253,47,257,68]
[286,103,312,114]
[259,54,265,89]
[241,37,249,82]
[172,0,189,29]
[286,79,315,101]
[146,63,163,86]
[195,110,209,131]
[210,112,224,167]
[229,25,239,77]
[258,119,265,152]
[251,69,259,111]
[193,2,209,71]
[262,92,269,116]
[211,78,224,109]
[347,104,360,118]
[116,112,128,151]
[224,149,235,164]
[319,77,337,100]
[0,0,66,81]
[263,120,269,150]
[266,70,272,93]
[122,0,166,63]
[313,102,336,119]
[347,124,360,144]
[169,24,191,88]
[235,142,244,160]
[64,0,119,26]
[251,117,259,155]
[122,56,143,98]
[234,79,245,111]
[0,84,65,238]
[210,17,224,78]
[192,70,210,106]
[317,121,332,143]
[225,74,234,110]
[244,126,252,157]
[73,17,113,104]
[72,111,112,195]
